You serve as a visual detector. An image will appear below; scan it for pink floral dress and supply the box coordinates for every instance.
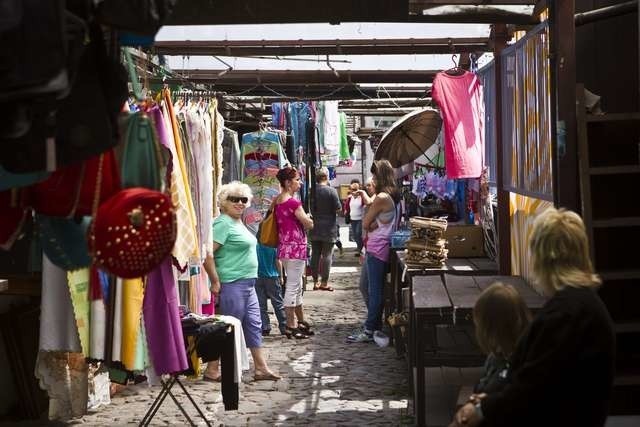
[275,198,307,260]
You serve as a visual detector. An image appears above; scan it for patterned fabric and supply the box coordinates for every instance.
[241,130,288,234]
[275,197,307,260]
[159,91,198,269]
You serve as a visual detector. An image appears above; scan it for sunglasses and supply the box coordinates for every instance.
[227,196,249,204]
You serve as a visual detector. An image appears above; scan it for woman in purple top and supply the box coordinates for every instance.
[274,167,314,339]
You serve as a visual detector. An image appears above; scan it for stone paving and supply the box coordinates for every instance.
[71,248,412,426]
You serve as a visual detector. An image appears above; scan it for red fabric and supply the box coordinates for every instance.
[89,188,176,278]
[29,150,121,217]
[431,70,484,179]
[343,196,351,215]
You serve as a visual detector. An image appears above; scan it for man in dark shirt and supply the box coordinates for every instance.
[309,168,342,291]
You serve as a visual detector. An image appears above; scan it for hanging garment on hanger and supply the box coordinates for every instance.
[157,93,199,270]
[240,130,288,234]
[431,70,484,179]
[121,277,144,371]
[222,127,241,183]
[144,256,189,376]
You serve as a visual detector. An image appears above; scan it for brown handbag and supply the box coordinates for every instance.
[257,208,278,248]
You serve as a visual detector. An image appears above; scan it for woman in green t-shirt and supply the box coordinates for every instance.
[203,181,280,382]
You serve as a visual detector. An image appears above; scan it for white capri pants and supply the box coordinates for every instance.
[282,258,306,307]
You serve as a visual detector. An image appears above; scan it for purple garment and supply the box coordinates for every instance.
[144,256,189,375]
[150,105,174,179]
[150,105,170,150]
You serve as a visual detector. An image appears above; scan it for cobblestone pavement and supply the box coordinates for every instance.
[71,249,412,426]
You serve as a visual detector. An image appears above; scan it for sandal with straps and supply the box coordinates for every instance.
[297,320,315,336]
[284,327,309,340]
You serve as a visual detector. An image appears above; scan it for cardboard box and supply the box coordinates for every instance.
[444,224,484,258]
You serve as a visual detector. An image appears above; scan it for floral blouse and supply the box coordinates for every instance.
[275,197,307,260]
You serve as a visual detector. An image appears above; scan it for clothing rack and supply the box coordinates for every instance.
[171,90,227,98]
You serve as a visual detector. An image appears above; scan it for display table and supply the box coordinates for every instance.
[408,273,547,427]
[388,250,499,321]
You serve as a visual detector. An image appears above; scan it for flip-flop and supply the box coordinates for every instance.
[254,372,281,381]
[318,285,334,292]
[313,283,320,290]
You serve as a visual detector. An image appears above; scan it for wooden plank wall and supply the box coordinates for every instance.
[575,0,639,113]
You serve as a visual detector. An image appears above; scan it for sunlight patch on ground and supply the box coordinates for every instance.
[330,266,359,274]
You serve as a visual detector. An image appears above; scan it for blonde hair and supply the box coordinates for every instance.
[529,207,600,295]
[473,282,532,357]
[218,181,253,209]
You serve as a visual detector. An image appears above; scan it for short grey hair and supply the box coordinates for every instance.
[218,181,253,208]
[315,167,329,183]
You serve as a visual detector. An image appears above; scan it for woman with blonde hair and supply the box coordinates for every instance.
[274,167,314,339]
[451,207,615,427]
[202,181,280,381]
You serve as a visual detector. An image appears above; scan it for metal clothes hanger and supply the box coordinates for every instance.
[445,54,465,76]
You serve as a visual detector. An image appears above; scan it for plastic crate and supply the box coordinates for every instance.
[390,229,411,249]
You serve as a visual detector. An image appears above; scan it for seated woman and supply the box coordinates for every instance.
[202,181,280,382]
[451,208,615,427]
[472,282,531,394]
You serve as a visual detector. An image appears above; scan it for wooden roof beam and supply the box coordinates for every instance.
[162,69,438,85]
[154,37,490,56]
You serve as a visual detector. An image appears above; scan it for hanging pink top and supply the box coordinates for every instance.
[275,197,307,260]
[431,70,484,179]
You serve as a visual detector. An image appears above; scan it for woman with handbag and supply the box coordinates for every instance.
[274,167,314,339]
[202,181,280,382]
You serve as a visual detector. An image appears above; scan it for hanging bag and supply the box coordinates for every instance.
[257,202,278,248]
[116,48,167,191]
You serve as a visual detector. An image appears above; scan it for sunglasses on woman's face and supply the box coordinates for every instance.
[227,196,249,204]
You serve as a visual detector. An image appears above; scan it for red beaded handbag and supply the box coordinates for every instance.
[88,187,176,278]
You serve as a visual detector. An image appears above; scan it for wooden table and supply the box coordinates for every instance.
[388,250,499,322]
[409,273,547,427]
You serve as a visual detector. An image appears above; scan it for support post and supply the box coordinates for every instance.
[491,23,511,275]
[550,0,578,211]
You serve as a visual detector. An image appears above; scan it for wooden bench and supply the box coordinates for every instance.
[408,273,547,427]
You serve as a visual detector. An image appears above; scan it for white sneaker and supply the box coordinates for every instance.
[373,331,390,347]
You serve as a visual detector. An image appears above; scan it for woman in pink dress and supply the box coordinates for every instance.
[274,167,314,339]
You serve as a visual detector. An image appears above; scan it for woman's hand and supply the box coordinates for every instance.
[203,246,222,296]
[211,276,221,296]
[295,205,314,230]
[449,403,481,427]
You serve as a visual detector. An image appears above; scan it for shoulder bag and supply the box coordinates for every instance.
[258,203,278,248]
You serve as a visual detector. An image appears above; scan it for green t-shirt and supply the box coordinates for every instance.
[212,214,258,283]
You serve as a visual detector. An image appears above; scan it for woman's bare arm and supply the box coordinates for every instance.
[203,241,222,294]
[295,206,314,230]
